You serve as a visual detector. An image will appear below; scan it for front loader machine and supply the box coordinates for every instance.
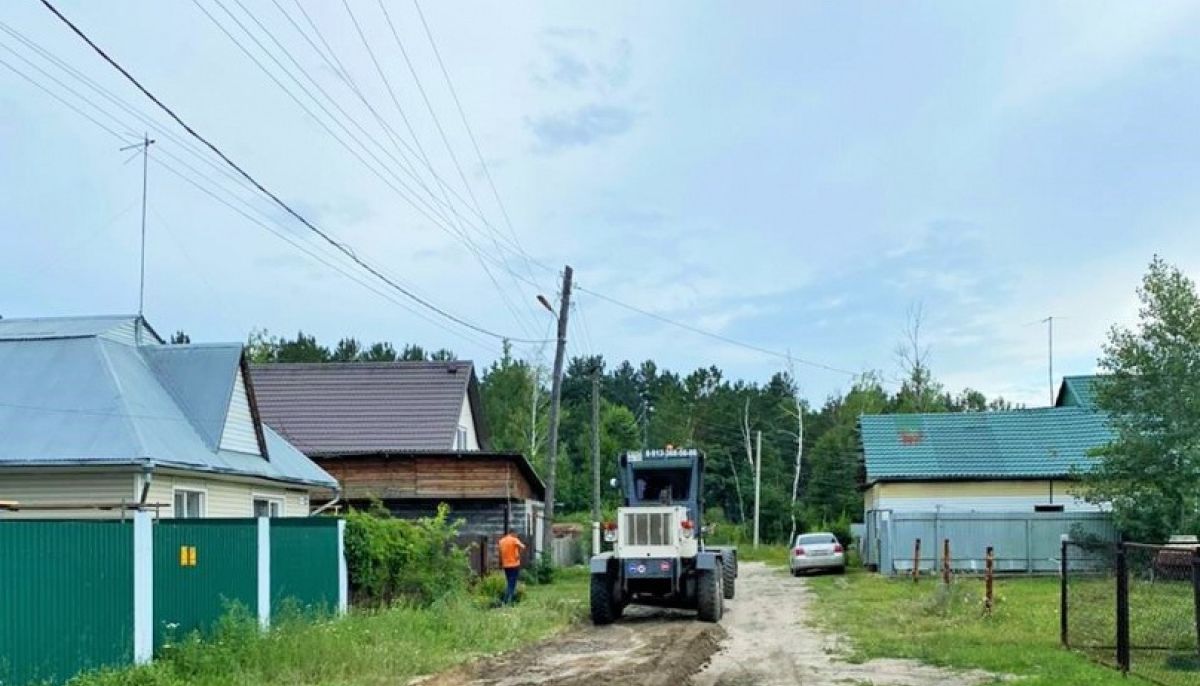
[589,448,737,624]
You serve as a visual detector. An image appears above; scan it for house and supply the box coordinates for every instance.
[249,361,546,558]
[858,376,1117,573]
[0,315,338,518]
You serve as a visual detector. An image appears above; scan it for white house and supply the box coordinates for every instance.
[0,315,338,518]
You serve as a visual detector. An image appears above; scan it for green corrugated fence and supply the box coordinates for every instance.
[0,515,345,686]
[0,521,134,686]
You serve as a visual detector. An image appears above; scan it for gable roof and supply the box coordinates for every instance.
[1056,375,1100,408]
[0,316,336,489]
[860,406,1113,484]
[249,361,489,456]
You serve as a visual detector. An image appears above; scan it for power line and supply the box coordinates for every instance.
[574,283,860,376]
[411,0,541,285]
[208,0,541,334]
[40,0,545,345]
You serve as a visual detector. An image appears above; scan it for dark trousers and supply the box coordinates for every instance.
[503,567,520,604]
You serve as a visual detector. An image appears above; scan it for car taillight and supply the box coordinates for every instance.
[794,546,805,556]
[834,544,844,553]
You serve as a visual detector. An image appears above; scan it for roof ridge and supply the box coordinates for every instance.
[94,339,152,462]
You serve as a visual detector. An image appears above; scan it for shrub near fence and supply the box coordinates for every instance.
[1062,540,1200,686]
[0,515,345,686]
[342,504,470,606]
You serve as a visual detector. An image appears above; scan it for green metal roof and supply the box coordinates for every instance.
[1056,375,1100,408]
[860,406,1112,483]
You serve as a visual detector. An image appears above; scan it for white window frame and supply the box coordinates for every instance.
[173,487,207,519]
[454,425,469,450]
[252,494,286,518]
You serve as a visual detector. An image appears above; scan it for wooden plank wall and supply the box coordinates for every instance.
[318,456,536,501]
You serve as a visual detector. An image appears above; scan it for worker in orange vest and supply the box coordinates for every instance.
[498,528,527,605]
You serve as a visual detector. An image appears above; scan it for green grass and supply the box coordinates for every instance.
[733,544,790,567]
[806,570,1133,686]
[67,569,590,686]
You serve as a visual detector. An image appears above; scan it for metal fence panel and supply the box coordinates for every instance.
[867,510,1115,575]
[0,520,134,686]
[153,519,258,649]
[270,517,340,617]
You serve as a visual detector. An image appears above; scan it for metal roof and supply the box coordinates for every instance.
[860,406,1113,483]
[0,316,336,489]
[250,361,488,456]
[1056,375,1100,408]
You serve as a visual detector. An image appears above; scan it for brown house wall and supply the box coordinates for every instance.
[318,456,536,501]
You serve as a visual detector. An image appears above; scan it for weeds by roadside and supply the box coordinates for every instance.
[806,569,1130,686]
[67,568,589,686]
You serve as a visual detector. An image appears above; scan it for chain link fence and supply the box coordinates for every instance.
[1063,539,1200,685]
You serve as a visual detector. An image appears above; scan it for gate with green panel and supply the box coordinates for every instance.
[270,518,340,616]
[0,520,134,686]
[152,519,259,649]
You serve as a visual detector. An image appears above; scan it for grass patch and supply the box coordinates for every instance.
[69,568,589,686]
[806,570,1131,686]
[734,545,790,567]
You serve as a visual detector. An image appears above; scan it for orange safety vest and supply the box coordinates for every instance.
[498,534,525,569]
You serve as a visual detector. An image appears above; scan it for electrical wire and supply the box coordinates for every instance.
[39,0,547,345]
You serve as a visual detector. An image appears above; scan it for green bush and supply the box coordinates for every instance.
[343,503,471,606]
[475,571,525,605]
[520,553,556,586]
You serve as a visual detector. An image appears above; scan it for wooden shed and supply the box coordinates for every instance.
[250,362,546,565]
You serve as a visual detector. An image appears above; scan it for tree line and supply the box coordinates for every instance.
[219,257,1200,544]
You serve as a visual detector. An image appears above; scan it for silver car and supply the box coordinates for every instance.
[790,532,845,576]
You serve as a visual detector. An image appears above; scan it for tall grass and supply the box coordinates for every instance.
[67,569,589,686]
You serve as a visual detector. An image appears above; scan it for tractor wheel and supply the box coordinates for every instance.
[590,573,617,625]
[697,568,723,622]
[721,555,737,599]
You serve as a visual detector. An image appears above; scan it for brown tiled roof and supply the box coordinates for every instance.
[249,361,487,456]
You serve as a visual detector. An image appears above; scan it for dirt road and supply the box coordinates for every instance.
[418,563,993,686]
[693,563,993,686]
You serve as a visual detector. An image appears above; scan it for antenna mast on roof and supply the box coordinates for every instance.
[120,133,155,320]
[1041,316,1056,405]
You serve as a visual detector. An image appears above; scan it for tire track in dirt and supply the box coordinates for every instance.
[414,606,724,686]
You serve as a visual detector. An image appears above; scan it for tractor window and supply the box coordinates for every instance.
[633,468,691,504]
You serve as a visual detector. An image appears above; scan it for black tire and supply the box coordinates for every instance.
[722,555,737,599]
[697,568,723,622]
[590,573,616,625]
[791,567,802,578]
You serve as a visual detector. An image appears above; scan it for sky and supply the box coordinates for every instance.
[2,1,1200,408]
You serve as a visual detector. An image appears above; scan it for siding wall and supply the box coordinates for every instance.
[219,368,260,455]
[0,472,137,519]
[146,473,301,518]
[456,396,480,450]
[871,480,1102,513]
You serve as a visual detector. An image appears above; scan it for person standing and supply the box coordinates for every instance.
[497,528,527,605]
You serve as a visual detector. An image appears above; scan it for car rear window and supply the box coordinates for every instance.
[797,534,837,545]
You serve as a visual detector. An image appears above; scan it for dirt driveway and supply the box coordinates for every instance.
[417,562,993,686]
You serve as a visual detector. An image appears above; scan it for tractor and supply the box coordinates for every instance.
[588,447,737,624]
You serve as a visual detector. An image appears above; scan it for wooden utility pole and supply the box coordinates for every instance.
[542,265,573,560]
[591,368,601,554]
[753,429,762,548]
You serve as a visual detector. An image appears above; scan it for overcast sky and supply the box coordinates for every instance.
[3,1,1199,407]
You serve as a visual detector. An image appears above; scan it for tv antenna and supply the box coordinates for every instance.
[120,133,155,317]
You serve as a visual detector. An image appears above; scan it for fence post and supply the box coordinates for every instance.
[984,546,995,614]
[942,538,951,586]
[1060,536,1069,647]
[1116,542,1130,674]
[257,517,271,629]
[132,511,153,665]
[913,538,921,583]
[1192,546,1200,657]
[336,518,348,616]
[479,534,488,577]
